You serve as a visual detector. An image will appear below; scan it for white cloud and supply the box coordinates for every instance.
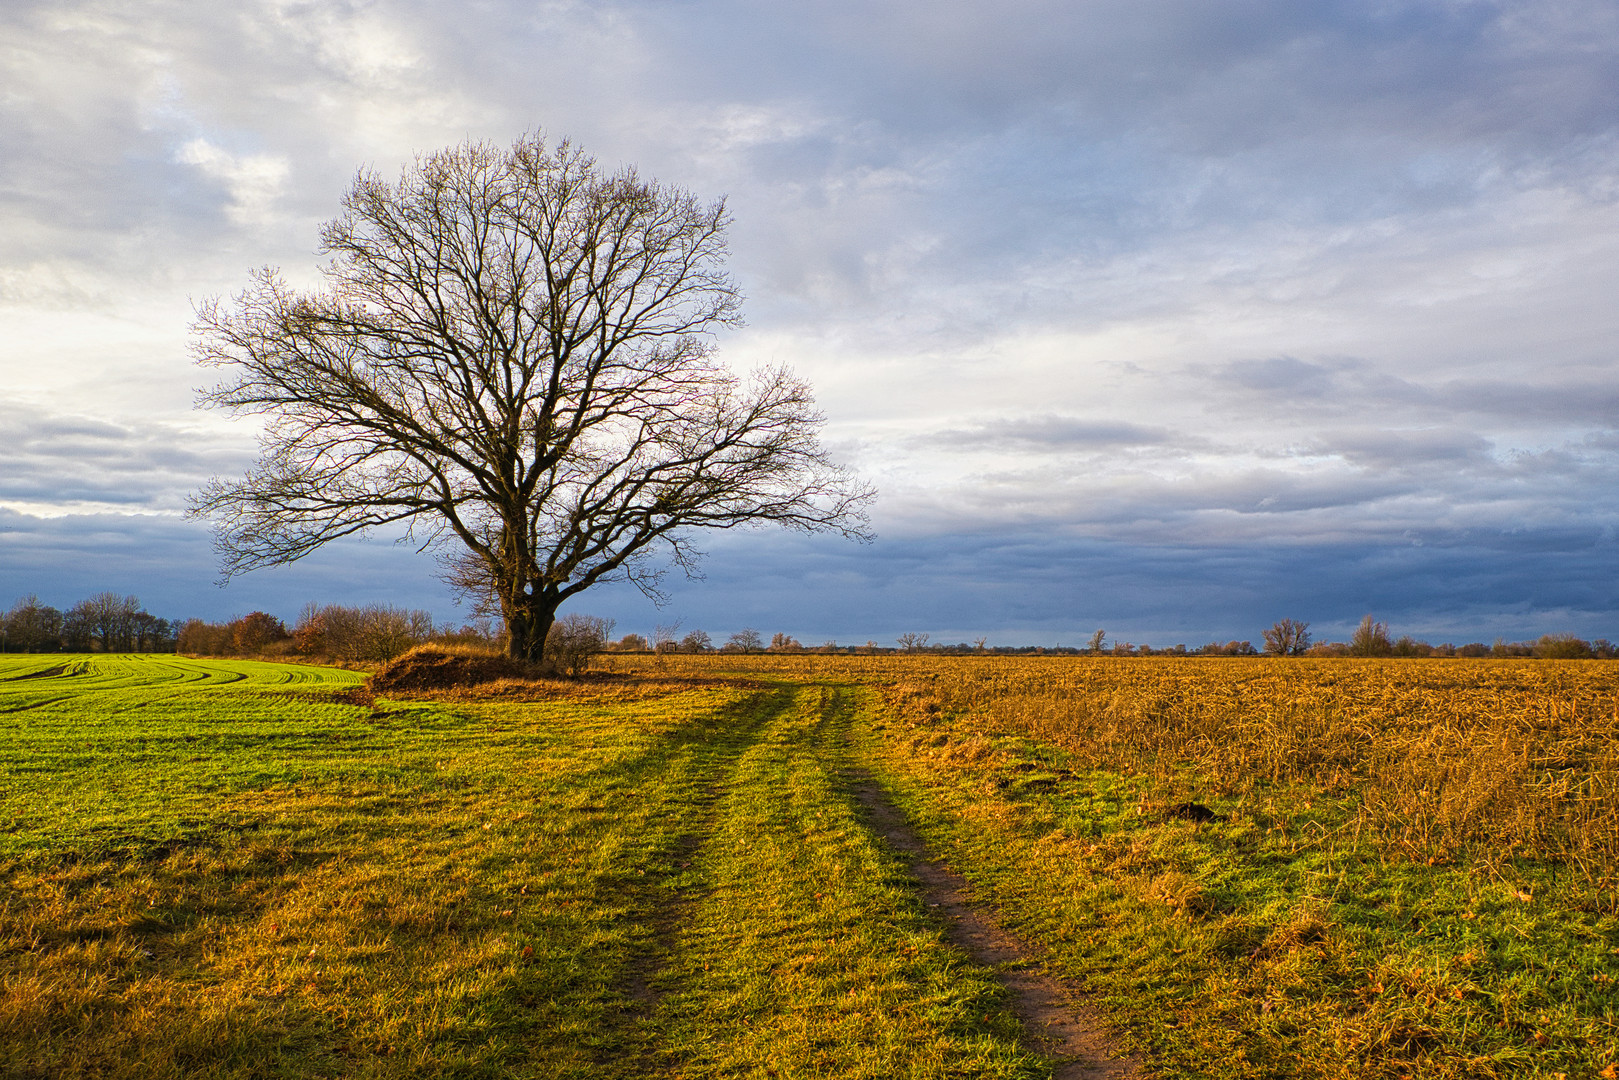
[175,138,291,229]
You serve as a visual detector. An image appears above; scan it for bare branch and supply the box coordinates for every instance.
[190,132,872,662]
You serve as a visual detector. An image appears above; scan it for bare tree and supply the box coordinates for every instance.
[1087,629,1106,655]
[652,621,683,654]
[1262,618,1312,656]
[292,603,435,662]
[896,632,929,652]
[73,593,141,652]
[724,628,763,653]
[1350,615,1393,657]
[190,134,872,662]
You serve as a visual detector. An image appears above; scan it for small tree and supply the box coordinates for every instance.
[725,628,763,653]
[896,632,929,652]
[190,133,873,665]
[1087,629,1106,655]
[1350,615,1393,657]
[230,611,289,654]
[545,614,615,676]
[652,622,683,654]
[769,632,802,652]
[679,629,712,653]
[1262,619,1311,656]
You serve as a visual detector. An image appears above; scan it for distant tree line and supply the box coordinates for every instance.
[9,592,1613,663]
[177,604,490,664]
[0,594,496,663]
[567,619,1619,659]
[1281,615,1615,658]
[1,593,178,653]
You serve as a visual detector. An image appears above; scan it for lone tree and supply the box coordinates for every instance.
[191,134,872,662]
[1262,618,1311,656]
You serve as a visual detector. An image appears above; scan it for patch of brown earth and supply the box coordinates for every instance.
[850,776,1142,1080]
[6,663,70,680]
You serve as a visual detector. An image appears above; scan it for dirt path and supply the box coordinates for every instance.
[850,776,1142,1080]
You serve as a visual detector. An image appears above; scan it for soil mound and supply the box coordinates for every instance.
[369,646,528,693]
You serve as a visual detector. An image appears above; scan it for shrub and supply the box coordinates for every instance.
[294,604,435,663]
[608,632,648,653]
[1350,615,1393,657]
[546,614,615,676]
[177,619,233,655]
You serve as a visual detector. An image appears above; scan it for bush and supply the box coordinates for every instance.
[293,604,434,663]
[545,614,615,676]
[1350,615,1393,657]
[1536,634,1594,659]
[177,619,233,656]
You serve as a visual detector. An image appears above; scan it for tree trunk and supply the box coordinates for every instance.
[505,594,558,664]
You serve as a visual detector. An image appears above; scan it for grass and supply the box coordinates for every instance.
[0,655,1042,1079]
[8,651,1619,1078]
[611,654,1619,1080]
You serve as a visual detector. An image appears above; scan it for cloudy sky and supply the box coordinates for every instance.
[3,0,1618,646]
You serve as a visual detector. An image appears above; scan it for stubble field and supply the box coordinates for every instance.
[3,653,1616,1079]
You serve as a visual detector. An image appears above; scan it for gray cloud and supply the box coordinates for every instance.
[0,401,252,510]
[923,415,1178,450]
[3,0,1618,641]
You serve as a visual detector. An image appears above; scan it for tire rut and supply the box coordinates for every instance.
[612,688,789,1016]
[849,772,1142,1080]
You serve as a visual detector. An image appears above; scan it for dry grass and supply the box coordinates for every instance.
[884,657,1619,901]
[616,654,1619,904]
[602,653,1619,1079]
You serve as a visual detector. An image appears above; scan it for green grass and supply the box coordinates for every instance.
[0,656,1042,1079]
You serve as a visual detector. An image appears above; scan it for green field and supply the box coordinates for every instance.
[1,655,1041,1079]
[4,654,1617,1079]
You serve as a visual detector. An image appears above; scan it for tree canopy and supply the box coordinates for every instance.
[191,134,872,661]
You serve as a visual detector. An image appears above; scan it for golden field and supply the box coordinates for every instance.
[616,654,1619,899]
